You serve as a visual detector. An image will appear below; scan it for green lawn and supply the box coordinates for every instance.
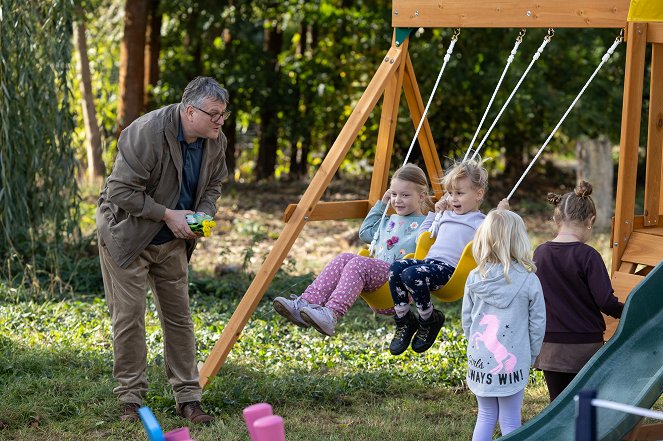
[0,225,641,441]
[0,273,553,441]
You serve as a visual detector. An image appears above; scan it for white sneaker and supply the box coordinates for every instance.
[273,295,311,328]
[300,305,337,336]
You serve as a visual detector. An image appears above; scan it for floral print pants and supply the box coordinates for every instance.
[389,258,455,311]
[300,253,394,316]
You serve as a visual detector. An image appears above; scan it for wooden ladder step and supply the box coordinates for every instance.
[605,272,644,340]
[621,231,663,267]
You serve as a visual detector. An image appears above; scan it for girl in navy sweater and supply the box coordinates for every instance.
[533,181,623,401]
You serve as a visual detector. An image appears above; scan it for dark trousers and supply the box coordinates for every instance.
[543,371,577,402]
[389,258,455,310]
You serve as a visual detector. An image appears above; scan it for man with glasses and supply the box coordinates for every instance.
[97,76,229,424]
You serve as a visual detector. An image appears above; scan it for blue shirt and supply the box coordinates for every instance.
[151,119,204,244]
[358,201,426,264]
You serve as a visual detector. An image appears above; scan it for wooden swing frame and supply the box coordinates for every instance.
[201,5,663,422]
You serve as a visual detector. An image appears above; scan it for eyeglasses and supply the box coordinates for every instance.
[191,105,231,123]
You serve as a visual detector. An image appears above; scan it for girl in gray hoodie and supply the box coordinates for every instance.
[462,209,546,441]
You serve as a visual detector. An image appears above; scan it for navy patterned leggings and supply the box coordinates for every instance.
[389,258,455,310]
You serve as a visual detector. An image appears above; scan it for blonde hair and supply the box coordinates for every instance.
[392,164,435,213]
[472,209,536,282]
[547,180,597,225]
[441,158,489,197]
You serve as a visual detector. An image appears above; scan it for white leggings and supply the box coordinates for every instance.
[471,389,524,441]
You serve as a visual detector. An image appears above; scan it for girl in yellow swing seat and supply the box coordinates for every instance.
[388,159,508,355]
[273,164,434,336]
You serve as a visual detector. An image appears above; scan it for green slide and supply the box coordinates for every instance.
[498,262,663,441]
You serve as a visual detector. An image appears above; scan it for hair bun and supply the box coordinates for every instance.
[547,192,562,206]
[574,180,593,199]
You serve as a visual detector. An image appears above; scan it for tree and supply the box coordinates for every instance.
[0,0,78,292]
[117,0,149,133]
[256,19,284,180]
[73,7,105,183]
[144,0,162,108]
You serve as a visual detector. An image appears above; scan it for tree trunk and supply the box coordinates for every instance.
[225,116,237,181]
[576,135,614,231]
[256,21,283,180]
[143,0,161,109]
[73,16,105,182]
[183,9,202,79]
[117,0,148,134]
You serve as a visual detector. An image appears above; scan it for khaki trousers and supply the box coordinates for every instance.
[98,236,201,405]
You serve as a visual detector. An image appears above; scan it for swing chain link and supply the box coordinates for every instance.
[544,28,555,42]
[516,28,526,43]
[452,28,461,40]
[616,28,625,43]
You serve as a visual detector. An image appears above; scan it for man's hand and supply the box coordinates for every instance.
[163,208,197,239]
[434,193,450,213]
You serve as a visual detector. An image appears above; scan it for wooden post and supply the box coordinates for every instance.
[402,54,444,198]
[644,43,663,224]
[368,36,409,204]
[199,44,406,387]
[612,21,648,274]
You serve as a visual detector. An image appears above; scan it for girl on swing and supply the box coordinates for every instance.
[388,159,508,355]
[273,163,434,336]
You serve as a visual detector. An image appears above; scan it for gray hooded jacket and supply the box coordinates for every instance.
[462,262,546,397]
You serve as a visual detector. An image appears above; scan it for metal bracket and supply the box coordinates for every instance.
[394,27,413,47]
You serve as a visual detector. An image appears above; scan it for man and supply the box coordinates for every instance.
[96,77,229,424]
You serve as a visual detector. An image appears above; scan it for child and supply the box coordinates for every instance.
[388,159,491,355]
[462,209,546,441]
[533,181,623,402]
[272,164,434,336]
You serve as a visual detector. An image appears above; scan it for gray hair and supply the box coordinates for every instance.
[181,76,229,107]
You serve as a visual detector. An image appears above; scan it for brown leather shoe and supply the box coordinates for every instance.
[176,401,214,424]
[119,402,141,422]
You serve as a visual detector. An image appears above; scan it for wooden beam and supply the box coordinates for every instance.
[632,214,663,230]
[391,0,630,29]
[621,231,663,267]
[644,43,663,225]
[605,271,643,340]
[402,54,444,198]
[198,45,405,387]
[612,22,648,276]
[369,36,409,205]
[627,423,663,441]
[648,22,663,43]
[282,200,370,222]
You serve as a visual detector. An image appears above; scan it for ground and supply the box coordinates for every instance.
[0,176,629,440]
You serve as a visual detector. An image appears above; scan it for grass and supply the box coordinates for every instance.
[0,274,553,441]
[0,181,648,440]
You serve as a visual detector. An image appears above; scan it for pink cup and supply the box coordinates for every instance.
[253,415,285,441]
[242,403,273,440]
[164,427,193,441]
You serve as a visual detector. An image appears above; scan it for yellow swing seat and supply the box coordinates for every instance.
[359,231,478,310]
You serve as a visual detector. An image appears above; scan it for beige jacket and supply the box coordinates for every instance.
[96,103,228,268]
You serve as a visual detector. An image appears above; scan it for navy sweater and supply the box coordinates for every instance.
[533,241,623,344]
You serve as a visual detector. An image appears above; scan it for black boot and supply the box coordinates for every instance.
[411,309,445,353]
[389,311,418,355]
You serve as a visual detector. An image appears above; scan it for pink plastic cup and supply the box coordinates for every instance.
[164,427,193,441]
[242,403,273,440]
[253,415,285,441]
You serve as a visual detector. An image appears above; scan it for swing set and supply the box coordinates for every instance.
[200,0,663,389]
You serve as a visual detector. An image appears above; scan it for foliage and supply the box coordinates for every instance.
[0,272,554,440]
[0,0,81,295]
[69,0,123,170]
[73,1,636,183]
